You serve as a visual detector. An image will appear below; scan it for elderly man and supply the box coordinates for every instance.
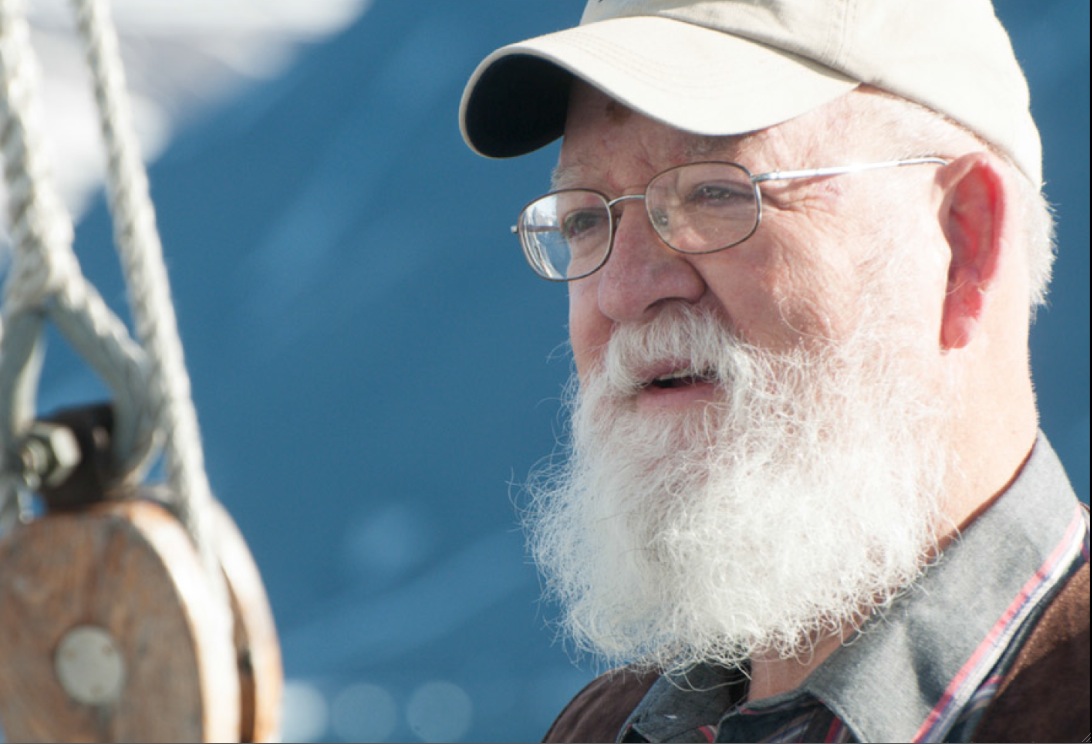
[460,1,1089,742]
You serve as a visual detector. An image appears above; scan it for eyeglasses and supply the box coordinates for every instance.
[512,157,948,281]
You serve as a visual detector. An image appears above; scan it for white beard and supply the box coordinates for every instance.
[526,304,951,673]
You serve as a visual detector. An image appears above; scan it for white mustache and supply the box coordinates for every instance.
[598,305,752,397]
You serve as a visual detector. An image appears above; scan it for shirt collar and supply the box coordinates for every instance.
[805,431,1086,742]
[624,431,1086,743]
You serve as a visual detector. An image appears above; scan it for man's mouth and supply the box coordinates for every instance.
[632,365,720,410]
[646,367,717,390]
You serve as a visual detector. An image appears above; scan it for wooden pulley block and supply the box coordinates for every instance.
[215,498,284,743]
[0,405,282,742]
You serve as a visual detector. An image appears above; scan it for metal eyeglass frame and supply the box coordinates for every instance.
[512,156,949,282]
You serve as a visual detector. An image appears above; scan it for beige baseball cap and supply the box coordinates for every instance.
[460,0,1041,185]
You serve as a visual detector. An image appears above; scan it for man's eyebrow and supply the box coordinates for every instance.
[549,135,742,190]
[685,135,734,161]
[550,164,583,191]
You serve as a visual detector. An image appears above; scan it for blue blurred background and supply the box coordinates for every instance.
[8,1,1089,741]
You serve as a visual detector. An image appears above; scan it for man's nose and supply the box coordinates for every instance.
[594,200,706,322]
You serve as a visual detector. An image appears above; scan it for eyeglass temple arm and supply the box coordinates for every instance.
[752,157,948,184]
[511,225,562,234]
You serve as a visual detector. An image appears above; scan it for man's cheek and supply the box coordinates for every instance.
[569,287,608,379]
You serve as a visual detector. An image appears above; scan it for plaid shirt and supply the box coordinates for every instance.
[620,433,1090,743]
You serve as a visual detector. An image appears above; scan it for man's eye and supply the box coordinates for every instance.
[561,209,607,241]
[687,182,747,206]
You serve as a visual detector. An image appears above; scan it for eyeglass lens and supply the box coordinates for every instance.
[517,162,759,281]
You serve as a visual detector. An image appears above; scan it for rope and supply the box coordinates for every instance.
[71,0,222,581]
[0,0,228,620]
[0,0,154,521]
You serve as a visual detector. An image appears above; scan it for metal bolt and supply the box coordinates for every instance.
[54,625,126,706]
[17,421,80,491]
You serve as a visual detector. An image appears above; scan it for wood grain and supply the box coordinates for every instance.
[0,500,240,742]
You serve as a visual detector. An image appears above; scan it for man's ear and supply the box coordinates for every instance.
[938,153,1006,350]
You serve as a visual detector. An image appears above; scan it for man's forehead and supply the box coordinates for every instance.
[550,124,772,190]
[549,84,923,191]
[552,87,767,187]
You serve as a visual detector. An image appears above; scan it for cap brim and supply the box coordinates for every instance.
[461,16,860,158]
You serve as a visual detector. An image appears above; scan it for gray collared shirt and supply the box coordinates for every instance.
[621,432,1090,743]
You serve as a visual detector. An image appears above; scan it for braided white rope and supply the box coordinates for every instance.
[70,0,222,573]
[0,0,227,623]
[0,0,156,520]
